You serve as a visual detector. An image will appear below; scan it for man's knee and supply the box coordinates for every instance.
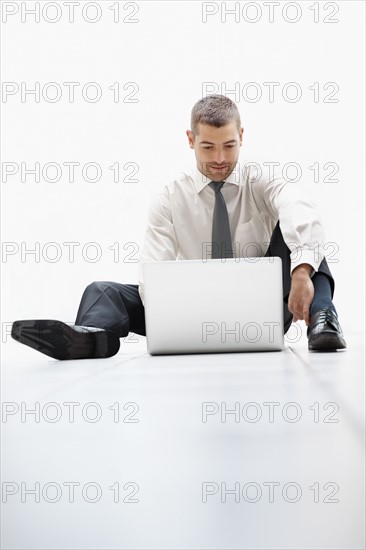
[83,281,110,295]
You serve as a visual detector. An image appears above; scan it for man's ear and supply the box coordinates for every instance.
[239,127,244,146]
[186,129,195,149]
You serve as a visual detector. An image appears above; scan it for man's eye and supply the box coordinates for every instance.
[226,145,235,148]
[203,146,212,150]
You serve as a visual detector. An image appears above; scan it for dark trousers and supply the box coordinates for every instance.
[75,222,335,337]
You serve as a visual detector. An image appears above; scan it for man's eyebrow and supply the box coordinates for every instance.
[199,139,238,145]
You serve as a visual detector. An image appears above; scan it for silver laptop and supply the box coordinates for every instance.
[143,257,284,355]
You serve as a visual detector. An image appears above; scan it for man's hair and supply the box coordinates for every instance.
[191,95,241,136]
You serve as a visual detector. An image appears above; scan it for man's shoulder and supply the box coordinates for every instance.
[147,168,195,212]
[168,167,195,188]
[155,167,195,196]
[236,155,288,195]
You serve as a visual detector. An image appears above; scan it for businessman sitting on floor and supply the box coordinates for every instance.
[11,94,346,359]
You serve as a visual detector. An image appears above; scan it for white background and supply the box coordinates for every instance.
[1,4,365,549]
[1,0,365,346]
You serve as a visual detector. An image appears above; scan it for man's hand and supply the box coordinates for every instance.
[288,264,314,326]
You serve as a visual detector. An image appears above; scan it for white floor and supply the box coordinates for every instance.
[1,329,365,550]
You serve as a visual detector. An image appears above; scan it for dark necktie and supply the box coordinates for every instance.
[208,181,233,259]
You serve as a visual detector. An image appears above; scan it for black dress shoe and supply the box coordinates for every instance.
[11,320,120,360]
[307,308,347,351]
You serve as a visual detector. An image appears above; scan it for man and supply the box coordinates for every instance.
[11,95,346,360]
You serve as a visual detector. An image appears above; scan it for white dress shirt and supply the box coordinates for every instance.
[138,158,325,305]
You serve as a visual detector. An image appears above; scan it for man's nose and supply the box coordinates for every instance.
[214,150,225,164]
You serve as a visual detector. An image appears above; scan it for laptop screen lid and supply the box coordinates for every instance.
[143,257,284,355]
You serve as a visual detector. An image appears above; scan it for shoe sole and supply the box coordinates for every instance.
[308,331,347,351]
[11,319,120,360]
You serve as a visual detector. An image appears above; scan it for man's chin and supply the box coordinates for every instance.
[207,169,232,181]
[199,163,236,181]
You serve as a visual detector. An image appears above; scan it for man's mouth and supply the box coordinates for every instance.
[211,165,227,170]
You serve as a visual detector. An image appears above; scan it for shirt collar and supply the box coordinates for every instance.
[192,161,241,193]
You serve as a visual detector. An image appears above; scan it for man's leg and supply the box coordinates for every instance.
[11,281,145,360]
[75,281,146,337]
[265,221,346,350]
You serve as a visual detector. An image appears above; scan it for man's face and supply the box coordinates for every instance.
[186,121,243,182]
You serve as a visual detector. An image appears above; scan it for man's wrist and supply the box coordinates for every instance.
[292,263,313,278]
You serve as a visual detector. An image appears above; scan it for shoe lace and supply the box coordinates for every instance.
[315,309,339,330]
[317,310,330,322]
